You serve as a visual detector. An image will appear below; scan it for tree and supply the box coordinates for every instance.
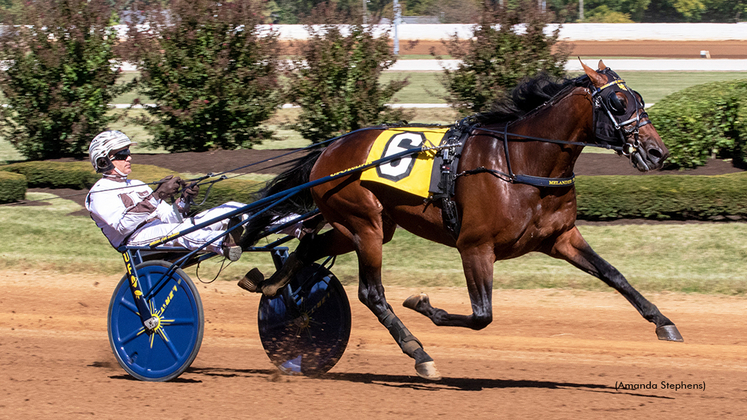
[644,0,705,21]
[645,0,745,22]
[285,11,410,143]
[544,0,650,22]
[440,1,570,115]
[0,0,132,160]
[126,0,283,152]
[268,0,365,23]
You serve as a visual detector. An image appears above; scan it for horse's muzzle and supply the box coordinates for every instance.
[625,133,669,172]
[629,147,667,171]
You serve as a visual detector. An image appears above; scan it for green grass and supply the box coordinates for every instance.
[0,138,24,164]
[112,71,140,104]
[382,72,449,104]
[1,192,746,294]
[599,71,747,104]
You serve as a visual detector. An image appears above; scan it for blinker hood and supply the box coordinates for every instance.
[592,70,640,144]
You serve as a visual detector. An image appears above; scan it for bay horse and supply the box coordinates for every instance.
[242,60,683,380]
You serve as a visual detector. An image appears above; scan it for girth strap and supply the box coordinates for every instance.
[428,118,476,240]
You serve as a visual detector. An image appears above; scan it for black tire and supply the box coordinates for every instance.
[258,264,351,376]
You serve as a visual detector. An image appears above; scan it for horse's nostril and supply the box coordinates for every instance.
[648,148,663,160]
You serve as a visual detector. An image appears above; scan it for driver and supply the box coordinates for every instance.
[85,130,244,260]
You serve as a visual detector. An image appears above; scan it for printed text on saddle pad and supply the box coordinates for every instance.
[361,127,449,198]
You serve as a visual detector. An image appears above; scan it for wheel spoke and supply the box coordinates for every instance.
[164,317,197,326]
[118,326,146,345]
[158,328,182,360]
[119,296,139,315]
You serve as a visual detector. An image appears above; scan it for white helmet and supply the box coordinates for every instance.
[89,130,133,173]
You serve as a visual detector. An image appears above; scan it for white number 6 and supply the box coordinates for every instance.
[376,132,425,181]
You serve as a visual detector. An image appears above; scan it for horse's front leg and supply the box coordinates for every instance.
[404,244,494,330]
[548,226,683,342]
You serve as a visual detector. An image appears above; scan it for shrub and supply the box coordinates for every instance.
[439,1,570,115]
[285,15,410,143]
[0,0,133,160]
[1,162,99,189]
[648,80,747,169]
[125,0,284,152]
[0,170,26,203]
[584,6,635,23]
[0,161,178,190]
[575,172,747,220]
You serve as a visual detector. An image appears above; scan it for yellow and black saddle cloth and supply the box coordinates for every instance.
[361,126,450,197]
[361,124,468,238]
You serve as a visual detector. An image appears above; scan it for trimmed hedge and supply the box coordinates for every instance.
[0,161,178,189]
[0,170,26,203]
[0,161,100,189]
[3,161,747,222]
[0,160,254,209]
[576,172,747,221]
[649,80,747,169]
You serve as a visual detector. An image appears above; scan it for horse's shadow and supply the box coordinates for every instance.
[182,366,672,399]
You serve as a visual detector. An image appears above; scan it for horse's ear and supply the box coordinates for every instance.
[580,58,607,88]
[597,60,608,70]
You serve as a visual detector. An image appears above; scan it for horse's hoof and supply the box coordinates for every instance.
[403,293,428,311]
[656,325,684,342]
[237,268,264,293]
[415,361,442,381]
[261,252,303,297]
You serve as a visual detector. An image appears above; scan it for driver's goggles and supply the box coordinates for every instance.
[111,149,131,161]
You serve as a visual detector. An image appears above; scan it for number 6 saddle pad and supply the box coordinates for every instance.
[360,127,450,198]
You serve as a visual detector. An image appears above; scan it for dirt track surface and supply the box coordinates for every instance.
[404,40,747,59]
[2,270,746,418]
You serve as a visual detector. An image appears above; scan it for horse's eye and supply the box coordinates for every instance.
[606,92,626,115]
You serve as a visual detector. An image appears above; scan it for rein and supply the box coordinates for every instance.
[457,70,648,188]
[457,123,624,189]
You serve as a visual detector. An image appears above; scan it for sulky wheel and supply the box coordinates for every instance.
[108,261,204,381]
[258,263,351,376]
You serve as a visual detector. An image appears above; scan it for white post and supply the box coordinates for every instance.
[393,0,401,55]
[579,0,584,21]
[363,0,368,24]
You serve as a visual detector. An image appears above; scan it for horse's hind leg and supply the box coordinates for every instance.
[403,244,494,329]
[548,226,683,342]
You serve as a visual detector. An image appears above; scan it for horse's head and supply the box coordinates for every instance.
[581,60,669,171]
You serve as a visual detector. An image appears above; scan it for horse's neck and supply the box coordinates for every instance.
[506,88,593,178]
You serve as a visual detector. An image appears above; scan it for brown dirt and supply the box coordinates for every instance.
[1,270,746,418]
[401,40,747,59]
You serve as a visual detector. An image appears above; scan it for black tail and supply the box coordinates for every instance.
[241,148,324,246]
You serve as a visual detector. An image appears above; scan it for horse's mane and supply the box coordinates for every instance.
[476,73,589,125]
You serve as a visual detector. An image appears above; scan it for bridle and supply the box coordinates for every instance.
[590,70,652,169]
[458,69,655,186]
